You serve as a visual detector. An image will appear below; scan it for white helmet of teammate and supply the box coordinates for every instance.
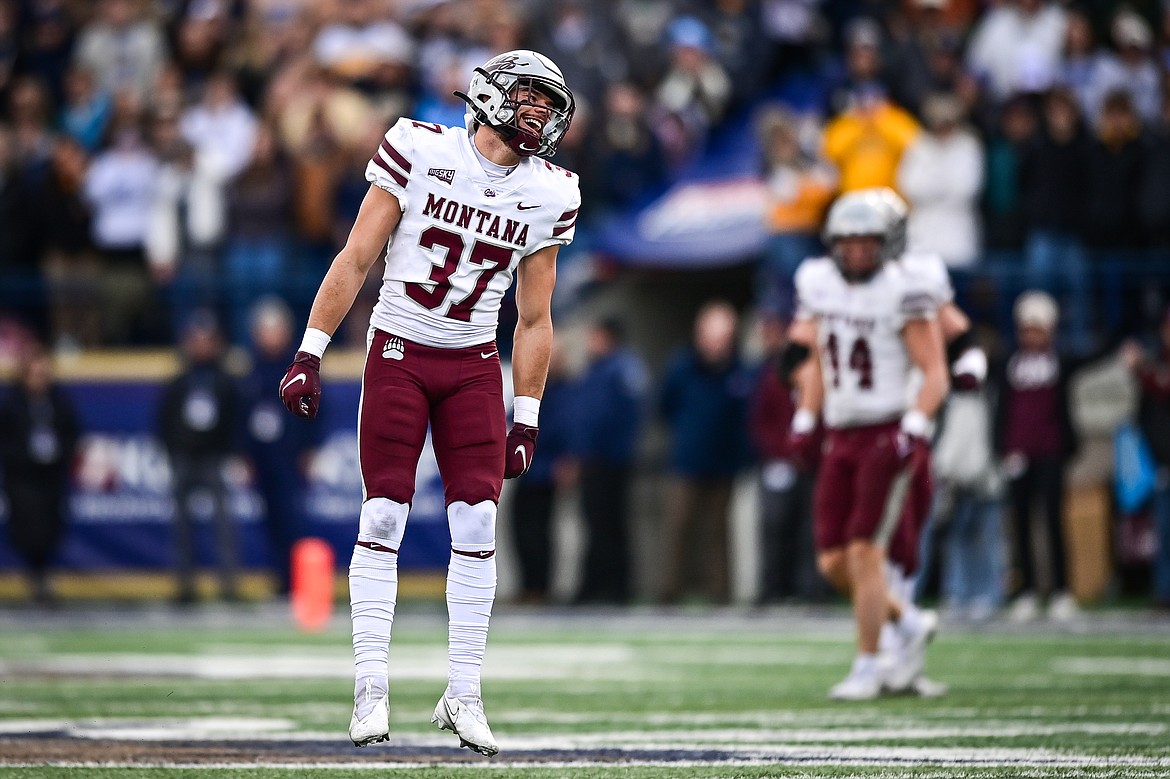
[822,189,904,279]
[455,49,575,159]
[865,187,908,258]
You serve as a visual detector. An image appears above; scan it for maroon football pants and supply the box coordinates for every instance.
[359,329,506,507]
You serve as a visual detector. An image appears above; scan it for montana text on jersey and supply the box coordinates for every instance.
[365,118,581,349]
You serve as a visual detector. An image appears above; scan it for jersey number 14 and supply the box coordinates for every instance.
[825,333,874,389]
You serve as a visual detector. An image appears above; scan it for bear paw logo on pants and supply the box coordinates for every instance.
[382,336,405,361]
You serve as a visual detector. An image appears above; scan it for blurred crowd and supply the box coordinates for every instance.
[0,0,1169,355]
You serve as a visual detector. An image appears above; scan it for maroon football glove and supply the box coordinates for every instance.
[279,351,322,419]
[504,423,539,478]
[891,429,931,472]
[787,425,824,472]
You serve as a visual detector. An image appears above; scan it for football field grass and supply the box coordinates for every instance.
[1,603,1169,778]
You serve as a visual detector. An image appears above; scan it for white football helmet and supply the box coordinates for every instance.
[865,187,908,258]
[822,189,902,280]
[455,49,575,159]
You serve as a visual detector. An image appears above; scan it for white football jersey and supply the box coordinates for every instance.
[795,257,936,429]
[898,251,953,307]
[365,118,580,348]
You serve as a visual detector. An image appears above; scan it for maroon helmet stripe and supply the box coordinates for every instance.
[381,139,412,172]
[356,540,399,555]
[372,153,408,187]
[557,208,579,221]
[451,547,496,560]
[552,220,576,236]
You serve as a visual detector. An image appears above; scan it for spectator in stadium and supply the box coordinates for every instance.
[29,136,101,353]
[981,95,1035,333]
[823,17,892,121]
[1084,10,1160,129]
[240,298,320,598]
[897,91,984,270]
[822,36,921,194]
[883,0,968,120]
[59,66,112,153]
[223,122,294,346]
[1056,7,1103,122]
[530,0,628,108]
[83,120,161,345]
[0,340,79,606]
[158,310,241,604]
[748,309,824,604]
[651,16,732,171]
[584,81,669,214]
[756,106,836,318]
[180,70,259,185]
[658,300,753,604]
[8,76,55,179]
[571,317,648,605]
[0,124,41,335]
[171,0,233,95]
[1019,87,1091,354]
[1140,87,1170,265]
[1123,308,1170,609]
[1084,90,1146,337]
[20,0,74,111]
[699,0,770,112]
[965,0,1067,101]
[993,291,1123,623]
[508,338,574,606]
[72,0,168,104]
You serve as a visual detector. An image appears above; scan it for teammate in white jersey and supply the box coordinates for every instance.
[788,189,950,700]
[278,50,580,755]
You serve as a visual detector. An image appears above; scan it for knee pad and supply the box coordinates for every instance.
[359,497,409,549]
[448,500,497,549]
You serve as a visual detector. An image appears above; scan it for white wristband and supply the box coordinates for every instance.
[513,395,540,427]
[791,408,817,435]
[298,328,331,358]
[900,409,931,439]
[953,347,988,381]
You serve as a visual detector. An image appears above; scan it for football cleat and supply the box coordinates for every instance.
[829,657,886,701]
[432,691,499,757]
[349,677,390,747]
[884,608,939,694]
[1008,592,1040,624]
[1048,592,1081,622]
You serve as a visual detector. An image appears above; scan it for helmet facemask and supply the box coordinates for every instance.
[822,191,899,283]
[455,51,575,158]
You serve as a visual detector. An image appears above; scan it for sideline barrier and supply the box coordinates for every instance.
[0,350,451,576]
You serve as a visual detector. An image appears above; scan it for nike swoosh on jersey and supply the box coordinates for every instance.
[515,445,528,472]
[481,350,498,359]
[281,373,307,393]
[516,203,541,210]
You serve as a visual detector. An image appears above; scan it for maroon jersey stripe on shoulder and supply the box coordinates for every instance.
[552,220,576,236]
[381,139,412,172]
[557,207,579,222]
[372,152,408,187]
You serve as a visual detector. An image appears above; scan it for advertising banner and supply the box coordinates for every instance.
[0,375,451,573]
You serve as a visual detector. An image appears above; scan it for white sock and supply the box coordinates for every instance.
[446,546,496,700]
[853,652,879,674]
[896,603,925,639]
[350,544,398,685]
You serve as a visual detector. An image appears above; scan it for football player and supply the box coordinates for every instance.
[278,50,580,756]
[787,189,950,700]
[785,187,985,695]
